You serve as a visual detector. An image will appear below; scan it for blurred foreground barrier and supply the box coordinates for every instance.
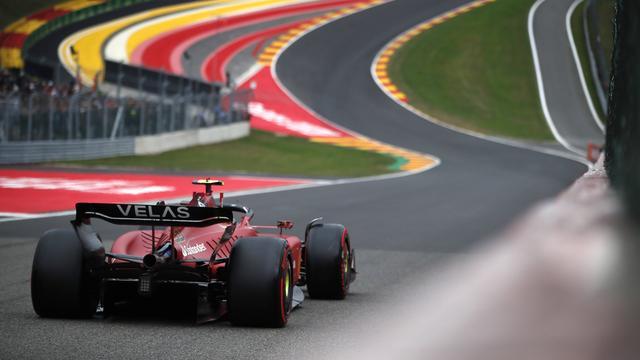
[320,156,640,359]
[606,0,640,224]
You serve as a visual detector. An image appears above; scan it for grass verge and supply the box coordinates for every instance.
[570,0,606,120]
[388,0,553,141]
[56,130,396,178]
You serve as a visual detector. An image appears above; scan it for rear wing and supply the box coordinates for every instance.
[74,203,233,227]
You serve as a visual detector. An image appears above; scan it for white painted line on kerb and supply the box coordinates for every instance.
[105,2,226,63]
[566,0,605,131]
[0,164,439,224]
[105,0,317,63]
[369,1,591,166]
[528,0,584,156]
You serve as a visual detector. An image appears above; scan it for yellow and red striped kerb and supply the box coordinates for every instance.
[0,0,103,69]
[258,0,385,66]
[373,0,496,103]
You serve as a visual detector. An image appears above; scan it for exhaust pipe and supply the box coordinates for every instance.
[143,253,168,268]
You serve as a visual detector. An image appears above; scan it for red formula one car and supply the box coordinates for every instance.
[31,179,356,327]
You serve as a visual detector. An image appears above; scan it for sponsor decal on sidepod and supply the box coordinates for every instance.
[182,243,206,256]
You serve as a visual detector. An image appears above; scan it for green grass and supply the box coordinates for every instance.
[570,1,606,121]
[57,130,396,178]
[388,0,553,141]
[0,1,63,29]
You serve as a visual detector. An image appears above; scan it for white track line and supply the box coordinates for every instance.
[0,165,439,223]
[369,1,590,166]
[528,0,584,155]
[566,0,605,131]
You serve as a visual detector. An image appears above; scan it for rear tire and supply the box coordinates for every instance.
[305,223,351,299]
[227,237,293,327]
[31,229,99,318]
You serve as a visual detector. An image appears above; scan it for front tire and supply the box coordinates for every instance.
[305,223,352,299]
[227,237,293,327]
[31,229,99,318]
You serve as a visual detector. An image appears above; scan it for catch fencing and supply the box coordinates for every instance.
[0,68,251,163]
[0,89,249,142]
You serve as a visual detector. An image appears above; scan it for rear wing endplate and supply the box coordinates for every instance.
[74,203,233,227]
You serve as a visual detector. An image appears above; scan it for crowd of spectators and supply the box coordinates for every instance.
[0,68,78,99]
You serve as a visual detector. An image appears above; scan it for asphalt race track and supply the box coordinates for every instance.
[0,1,587,359]
[530,0,604,152]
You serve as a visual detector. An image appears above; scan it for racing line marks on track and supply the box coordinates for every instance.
[371,0,591,166]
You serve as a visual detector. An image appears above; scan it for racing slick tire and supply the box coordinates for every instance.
[227,237,293,327]
[305,223,352,299]
[31,229,99,318]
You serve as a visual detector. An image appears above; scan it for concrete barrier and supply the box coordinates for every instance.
[0,138,134,164]
[134,122,249,155]
[0,122,250,164]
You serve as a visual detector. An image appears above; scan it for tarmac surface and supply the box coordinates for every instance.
[530,0,604,152]
[0,1,587,359]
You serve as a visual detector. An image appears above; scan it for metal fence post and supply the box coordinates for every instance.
[1,100,7,142]
[87,93,95,139]
[185,80,193,129]
[75,94,81,139]
[102,97,108,138]
[67,95,74,140]
[157,72,164,134]
[138,73,146,135]
[110,105,124,140]
[48,94,54,140]
[229,89,235,123]
[27,94,34,141]
[170,97,176,131]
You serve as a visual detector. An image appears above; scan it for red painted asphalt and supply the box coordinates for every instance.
[238,67,352,138]
[131,0,358,74]
[0,169,310,214]
[132,0,357,138]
